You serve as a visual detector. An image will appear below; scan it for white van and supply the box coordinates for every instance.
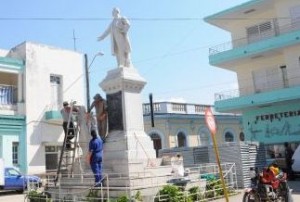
[292,145,300,172]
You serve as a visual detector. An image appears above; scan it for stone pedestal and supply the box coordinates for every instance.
[100,67,156,177]
[47,68,173,202]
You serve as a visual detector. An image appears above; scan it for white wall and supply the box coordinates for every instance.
[12,42,85,174]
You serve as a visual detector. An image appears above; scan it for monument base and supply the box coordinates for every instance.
[103,130,157,176]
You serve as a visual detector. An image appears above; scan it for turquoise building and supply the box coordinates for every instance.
[205,0,300,159]
[0,56,26,172]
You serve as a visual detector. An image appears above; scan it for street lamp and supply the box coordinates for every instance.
[85,52,104,109]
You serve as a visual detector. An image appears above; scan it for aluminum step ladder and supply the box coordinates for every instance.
[55,101,80,185]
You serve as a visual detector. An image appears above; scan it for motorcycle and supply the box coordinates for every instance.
[243,166,292,202]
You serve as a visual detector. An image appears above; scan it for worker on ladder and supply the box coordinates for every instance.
[60,101,78,148]
[88,94,108,142]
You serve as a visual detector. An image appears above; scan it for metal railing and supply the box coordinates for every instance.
[0,84,17,105]
[143,102,212,115]
[209,20,300,56]
[153,162,238,202]
[24,162,237,202]
[215,66,300,102]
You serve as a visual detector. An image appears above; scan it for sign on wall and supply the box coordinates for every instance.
[107,91,123,131]
[243,104,300,144]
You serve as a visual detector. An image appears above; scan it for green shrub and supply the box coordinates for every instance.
[134,191,143,201]
[28,190,52,202]
[188,186,205,201]
[116,195,129,202]
[214,183,224,196]
[155,184,191,202]
[205,179,230,198]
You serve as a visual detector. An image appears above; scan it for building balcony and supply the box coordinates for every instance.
[45,110,62,124]
[214,66,300,113]
[0,56,25,116]
[0,84,19,115]
[208,20,300,67]
[44,104,62,124]
[0,56,24,72]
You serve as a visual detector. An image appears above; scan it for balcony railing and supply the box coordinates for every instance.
[209,20,300,56]
[215,66,300,101]
[143,102,212,115]
[0,84,17,105]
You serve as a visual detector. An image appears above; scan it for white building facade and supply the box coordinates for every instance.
[0,42,85,174]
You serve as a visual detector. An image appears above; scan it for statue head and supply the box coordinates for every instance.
[112,7,120,17]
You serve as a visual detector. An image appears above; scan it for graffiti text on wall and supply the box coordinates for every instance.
[249,121,300,141]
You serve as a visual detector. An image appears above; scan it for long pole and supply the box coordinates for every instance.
[84,54,90,109]
[205,107,229,202]
[149,93,155,127]
[211,133,229,202]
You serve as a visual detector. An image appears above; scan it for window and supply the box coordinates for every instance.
[5,167,20,176]
[225,132,234,142]
[50,75,61,84]
[290,5,300,29]
[50,74,62,110]
[177,132,186,147]
[199,128,210,146]
[252,66,283,93]
[12,142,19,165]
[45,146,60,171]
[247,21,274,43]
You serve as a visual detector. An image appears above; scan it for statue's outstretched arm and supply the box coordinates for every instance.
[97,23,111,41]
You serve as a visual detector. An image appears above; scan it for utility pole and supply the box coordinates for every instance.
[84,52,104,110]
[84,54,90,109]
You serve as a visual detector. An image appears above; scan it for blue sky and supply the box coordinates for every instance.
[0,0,249,104]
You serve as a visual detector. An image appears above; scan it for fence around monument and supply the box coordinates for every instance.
[23,162,238,202]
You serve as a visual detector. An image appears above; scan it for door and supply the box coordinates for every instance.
[150,133,162,158]
[177,132,186,147]
[290,5,300,29]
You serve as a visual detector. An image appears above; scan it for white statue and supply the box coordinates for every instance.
[98,7,132,68]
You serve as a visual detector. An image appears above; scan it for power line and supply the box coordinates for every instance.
[0,17,293,21]
[0,17,110,21]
